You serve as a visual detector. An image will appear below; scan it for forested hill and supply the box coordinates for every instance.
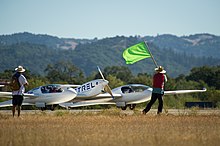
[0,32,219,77]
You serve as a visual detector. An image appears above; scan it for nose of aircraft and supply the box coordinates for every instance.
[101,79,109,86]
[67,87,77,97]
[101,79,114,99]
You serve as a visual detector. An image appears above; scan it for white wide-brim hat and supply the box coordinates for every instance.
[155,66,166,73]
[15,65,26,72]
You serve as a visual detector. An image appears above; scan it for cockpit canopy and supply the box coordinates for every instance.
[41,84,63,93]
[121,84,150,93]
[27,84,64,94]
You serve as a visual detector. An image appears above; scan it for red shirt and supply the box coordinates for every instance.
[153,73,165,89]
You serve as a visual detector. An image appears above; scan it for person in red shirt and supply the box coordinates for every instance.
[143,66,167,115]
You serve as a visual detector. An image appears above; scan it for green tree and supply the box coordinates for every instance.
[186,66,220,89]
[130,73,152,85]
[45,61,85,84]
[106,75,125,89]
[26,78,47,91]
[103,66,133,83]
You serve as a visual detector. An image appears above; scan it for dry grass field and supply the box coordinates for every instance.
[0,109,220,146]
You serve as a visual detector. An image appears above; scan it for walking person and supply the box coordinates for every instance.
[11,66,28,117]
[142,66,167,115]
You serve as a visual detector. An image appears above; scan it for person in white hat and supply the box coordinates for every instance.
[142,66,167,115]
[11,65,28,117]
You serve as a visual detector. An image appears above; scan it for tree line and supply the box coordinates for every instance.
[0,62,220,108]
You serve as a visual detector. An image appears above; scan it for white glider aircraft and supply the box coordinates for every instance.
[0,76,111,110]
[59,67,207,110]
[60,84,206,110]
[0,84,77,110]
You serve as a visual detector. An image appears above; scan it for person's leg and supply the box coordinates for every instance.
[157,94,163,114]
[17,106,21,117]
[12,105,16,117]
[17,95,23,117]
[143,93,157,114]
[12,95,17,117]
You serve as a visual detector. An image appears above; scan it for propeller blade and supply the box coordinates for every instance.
[104,85,114,99]
[97,66,114,99]
[97,66,105,80]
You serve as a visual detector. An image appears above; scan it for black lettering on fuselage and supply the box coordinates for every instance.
[86,83,90,90]
[82,85,86,91]
[91,82,96,88]
[75,82,97,93]
[76,87,81,93]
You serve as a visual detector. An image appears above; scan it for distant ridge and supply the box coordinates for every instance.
[0,32,219,77]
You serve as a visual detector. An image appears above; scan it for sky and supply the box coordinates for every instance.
[0,0,220,39]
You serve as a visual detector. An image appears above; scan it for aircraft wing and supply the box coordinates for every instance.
[0,92,38,99]
[59,93,121,108]
[59,100,115,108]
[0,100,12,107]
[164,88,207,95]
[74,93,122,100]
[0,99,34,107]
[95,93,122,99]
[0,92,13,98]
[23,93,38,98]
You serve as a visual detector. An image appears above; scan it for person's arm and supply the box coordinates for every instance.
[24,82,29,86]
[164,74,168,82]
[19,75,28,86]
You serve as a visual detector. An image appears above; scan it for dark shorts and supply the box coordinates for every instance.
[12,95,24,106]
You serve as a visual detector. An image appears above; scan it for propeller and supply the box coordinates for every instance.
[97,66,114,99]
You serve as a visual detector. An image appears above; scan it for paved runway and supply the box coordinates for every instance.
[1,109,220,116]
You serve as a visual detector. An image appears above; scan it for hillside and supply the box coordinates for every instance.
[144,33,220,58]
[0,32,95,50]
[0,32,220,77]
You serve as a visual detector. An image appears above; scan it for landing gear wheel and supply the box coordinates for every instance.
[121,105,127,110]
[50,105,57,111]
[44,105,57,111]
[40,107,46,111]
[129,104,136,110]
[50,105,55,111]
